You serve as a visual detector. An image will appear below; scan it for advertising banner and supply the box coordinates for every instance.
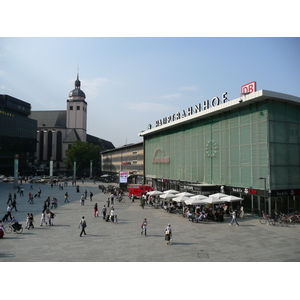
[120,171,128,183]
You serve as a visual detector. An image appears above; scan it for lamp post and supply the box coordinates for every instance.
[90,160,93,178]
[259,177,270,216]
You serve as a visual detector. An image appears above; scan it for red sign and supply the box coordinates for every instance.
[241,81,256,95]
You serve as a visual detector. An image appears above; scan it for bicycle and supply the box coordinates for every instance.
[4,223,23,234]
[259,212,271,225]
[116,195,126,203]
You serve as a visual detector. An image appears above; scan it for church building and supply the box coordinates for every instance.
[30,74,114,175]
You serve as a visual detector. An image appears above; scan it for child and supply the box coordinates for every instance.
[114,214,118,224]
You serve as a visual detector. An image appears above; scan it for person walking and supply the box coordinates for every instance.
[141,218,148,236]
[40,211,47,226]
[94,203,98,217]
[6,205,13,220]
[78,216,87,237]
[7,193,12,205]
[11,197,18,212]
[80,194,85,205]
[102,205,107,220]
[64,192,69,203]
[89,191,93,201]
[165,223,172,245]
[110,207,115,223]
[28,213,34,229]
[230,209,240,226]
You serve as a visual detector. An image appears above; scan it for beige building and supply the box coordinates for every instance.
[101,142,143,184]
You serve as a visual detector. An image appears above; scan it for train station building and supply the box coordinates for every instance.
[139,87,300,215]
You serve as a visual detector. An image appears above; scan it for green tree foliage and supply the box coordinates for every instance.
[64,141,101,172]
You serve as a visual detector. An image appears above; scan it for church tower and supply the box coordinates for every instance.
[66,73,87,142]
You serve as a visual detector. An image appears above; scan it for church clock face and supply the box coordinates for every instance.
[206,140,218,157]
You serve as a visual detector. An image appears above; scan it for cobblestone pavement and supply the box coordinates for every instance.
[1,180,300,262]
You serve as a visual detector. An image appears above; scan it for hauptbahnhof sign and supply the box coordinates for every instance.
[155,92,229,127]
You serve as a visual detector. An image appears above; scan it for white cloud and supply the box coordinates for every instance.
[158,93,182,100]
[179,85,198,91]
[125,101,176,112]
[81,77,109,99]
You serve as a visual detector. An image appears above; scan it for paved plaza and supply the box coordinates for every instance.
[0,179,300,262]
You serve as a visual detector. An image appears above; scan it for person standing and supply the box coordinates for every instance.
[165,223,172,245]
[141,218,148,236]
[110,193,114,205]
[230,209,240,226]
[102,205,107,220]
[94,203,98,217]
[28,213,34,229]
[110,207,115,223]
[78,216,87,237]
[89,191,93,201]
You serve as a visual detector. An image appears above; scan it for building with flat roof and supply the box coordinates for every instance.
[101,142,144,184]
[0,94,37,175]
[139,88,300,215]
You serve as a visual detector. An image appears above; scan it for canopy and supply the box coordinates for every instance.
[160,193,177,199]
[221,195,244,202]
[146,190,163,196]
[208,193,229,199]
[185,197,210,205]
[174,192,194,197]
[163,189,179,194]
[173,196,191,203]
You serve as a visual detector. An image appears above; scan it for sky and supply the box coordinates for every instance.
[1,37,300,148]
[1,3,300,149]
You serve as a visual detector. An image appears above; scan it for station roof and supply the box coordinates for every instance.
[138,90,300,137]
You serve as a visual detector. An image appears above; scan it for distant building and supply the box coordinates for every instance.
[101,142,144,184]
[0,94,37,175]
[30,74,114,175]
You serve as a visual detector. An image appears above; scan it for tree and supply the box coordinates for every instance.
[64,141,101,173]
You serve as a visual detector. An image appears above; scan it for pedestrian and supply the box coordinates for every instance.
[84,189,87,199]
[28,213,34,229]
[114,214,118,224]
[28,192,34,204]
[7,193,12,204]
[48,211,55,226]
[78,216,87,237]
[165,223,172,245]
[94,203,98,217]
[76,185,80,193]
[141,193,146,209]
[141,218,147,236]
[20,187,24,196]
[64,192,69,203]
[230,209,239,226]
[37,188,41,198]
[110,193,114,205]
[25,213,30,229]
[11,197,18,212]
[102,205,107,219]
[110,207,115,223]
[80,194,85,205]
[89,191,93,201]
[40,211,47,226]
[6,205,13,220]
[239,205,244,219]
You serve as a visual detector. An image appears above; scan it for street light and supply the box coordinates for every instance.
[259,177,270,216]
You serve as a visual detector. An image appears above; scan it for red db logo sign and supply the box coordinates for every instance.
[241,81,256,95]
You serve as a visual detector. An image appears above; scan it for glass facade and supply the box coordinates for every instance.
[145,102,269,190]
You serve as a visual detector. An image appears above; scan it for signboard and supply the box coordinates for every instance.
[241,81,257,95]
[119,171,128,183]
